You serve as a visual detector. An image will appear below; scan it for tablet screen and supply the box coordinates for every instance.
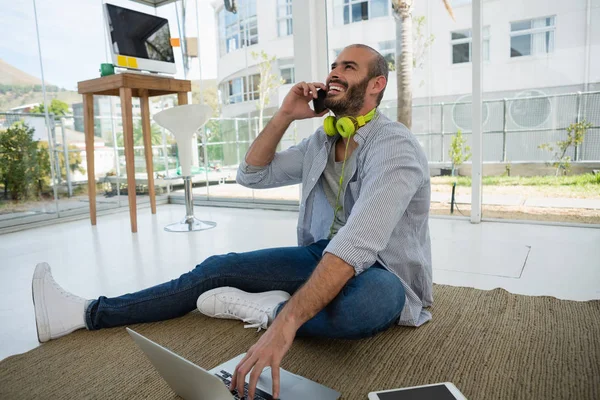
[376,384,458,400]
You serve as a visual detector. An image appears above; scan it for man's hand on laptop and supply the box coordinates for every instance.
[229,317,297,399]
[230,255,354,398]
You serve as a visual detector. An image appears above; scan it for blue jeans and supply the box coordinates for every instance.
[85,239,406,339]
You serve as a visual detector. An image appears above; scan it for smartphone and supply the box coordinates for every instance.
[312,88,328,114]
[368,382,467,400]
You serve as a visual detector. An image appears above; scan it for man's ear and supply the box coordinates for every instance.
[370,75,387,97]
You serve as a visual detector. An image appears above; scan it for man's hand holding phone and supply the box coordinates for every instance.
[279,81,328,121]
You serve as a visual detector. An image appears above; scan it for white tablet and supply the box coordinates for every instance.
[368,382,467,400]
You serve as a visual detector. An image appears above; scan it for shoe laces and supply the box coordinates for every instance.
[47,275,84,304]
[214,295,272,332]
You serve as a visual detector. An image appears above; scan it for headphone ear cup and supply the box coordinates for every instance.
[323,116,338,136]
[336,117,357,138]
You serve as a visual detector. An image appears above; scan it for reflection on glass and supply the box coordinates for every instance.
[452,30,469,40]
[510,35,531,58]
[352,2,368,23]
[453,42,470,64]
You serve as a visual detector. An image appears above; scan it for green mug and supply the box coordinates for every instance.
[100,63,115,77]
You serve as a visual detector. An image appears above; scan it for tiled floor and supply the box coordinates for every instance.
[1,204,599,361]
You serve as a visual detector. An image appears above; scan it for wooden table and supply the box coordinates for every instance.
[78,73,191,233]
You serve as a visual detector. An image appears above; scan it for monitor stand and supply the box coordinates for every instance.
[114,67,163,76]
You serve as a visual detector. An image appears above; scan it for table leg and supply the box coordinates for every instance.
[120,87,137,233]
[139,90,156,214]
[177,92,188,105]
[83,94,96,226]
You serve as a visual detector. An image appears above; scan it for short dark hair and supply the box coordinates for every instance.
[345,44,389,105]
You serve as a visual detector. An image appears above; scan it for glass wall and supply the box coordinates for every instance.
[0,1,111,229]
[0,0,186,230]
[417,0,473,219]
[2,0,597,231]
[325,0,473,219]
[2,0,288,231]
[481,0,600,224]
[177,0,300,206]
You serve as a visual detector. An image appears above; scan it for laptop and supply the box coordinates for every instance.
[126,328,340,400]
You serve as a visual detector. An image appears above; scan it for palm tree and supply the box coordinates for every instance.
[392,0,455,129]
[116,121,163,147]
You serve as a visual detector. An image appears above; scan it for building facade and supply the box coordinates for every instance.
[210,0,599,116]
[207,0,599,163]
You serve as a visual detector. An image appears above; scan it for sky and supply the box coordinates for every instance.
[0,0,218,90]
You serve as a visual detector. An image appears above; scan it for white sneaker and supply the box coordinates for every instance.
[32,262,87,342]
[197,287,290,331]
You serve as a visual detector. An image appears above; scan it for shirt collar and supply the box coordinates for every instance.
[353,110,382,145]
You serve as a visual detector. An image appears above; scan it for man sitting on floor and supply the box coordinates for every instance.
[32,44,432,399]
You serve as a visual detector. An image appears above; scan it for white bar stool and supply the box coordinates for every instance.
[154,104,217,232]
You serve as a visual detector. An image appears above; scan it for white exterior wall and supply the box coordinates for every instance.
[411,0,597,99]
[589,0,600,87]
[212,0,599,116]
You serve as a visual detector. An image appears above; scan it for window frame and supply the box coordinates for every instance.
[509,16,556,58]
[220,73,261,105]
[279,64,295,84]
[245,74,260,101]
[450,26,491,65]
[276,0,293,37]
[334,0,391,26]
[218,0,259,56]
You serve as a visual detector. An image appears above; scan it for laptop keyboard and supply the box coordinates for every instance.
[215,370,274,400]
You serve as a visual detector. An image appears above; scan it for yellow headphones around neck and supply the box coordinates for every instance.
[324,107,376,240]
[324,108,377,138]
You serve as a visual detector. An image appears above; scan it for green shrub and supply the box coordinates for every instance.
[538,120,593,176]
[0,122,49,200]
[448,130,471,176]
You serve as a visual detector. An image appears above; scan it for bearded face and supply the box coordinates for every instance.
[323,75,371,117]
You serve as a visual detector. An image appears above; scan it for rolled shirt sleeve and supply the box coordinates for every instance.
[236,137,309,189]
[325,133,426,275]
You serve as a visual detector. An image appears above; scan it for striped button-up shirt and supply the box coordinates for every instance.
[237,112,432,327]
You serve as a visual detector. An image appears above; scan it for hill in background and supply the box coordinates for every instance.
[0,59,43,86]
[0,59,220,113]
[0,59,80,112]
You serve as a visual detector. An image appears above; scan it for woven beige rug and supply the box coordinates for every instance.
[1,285,599,399]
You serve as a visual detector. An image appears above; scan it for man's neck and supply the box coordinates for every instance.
[336,135,359,161]
[355,104,376,117]
[333,103,376,119]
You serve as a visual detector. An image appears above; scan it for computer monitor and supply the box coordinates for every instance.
[103,3,176,74]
